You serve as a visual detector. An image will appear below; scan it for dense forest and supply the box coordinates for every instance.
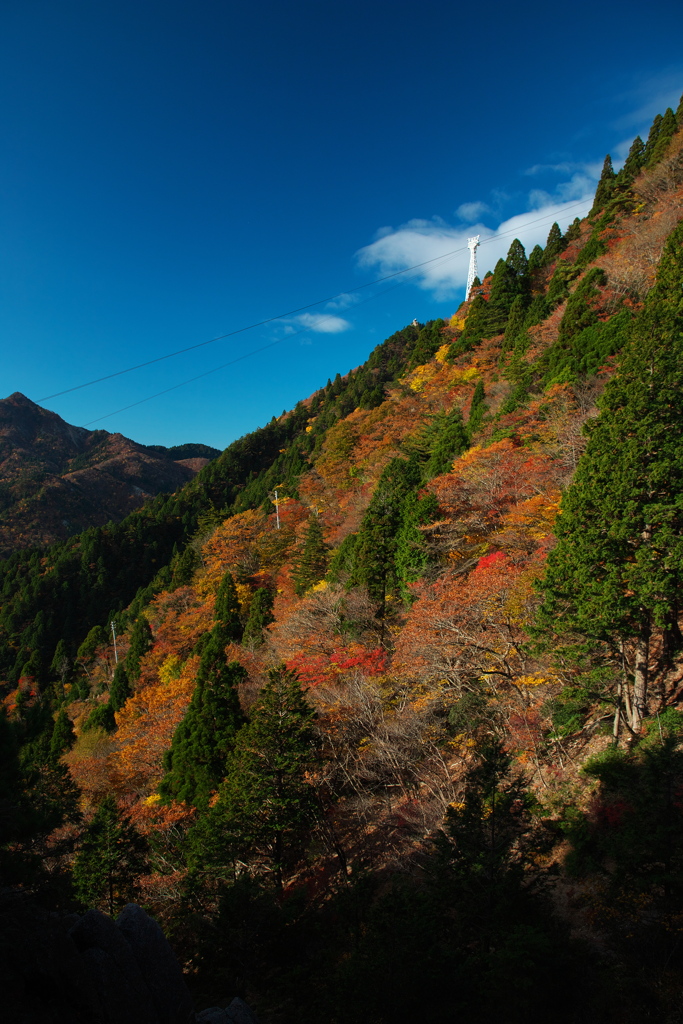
[2,96,683,1023]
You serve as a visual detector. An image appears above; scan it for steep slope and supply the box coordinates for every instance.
[3,95,683,1024]
[0,393,218,553]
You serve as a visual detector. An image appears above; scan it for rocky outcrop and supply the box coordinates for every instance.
[197,999,259,1024]
[2,894,196,1024]
[1,892,261,1024]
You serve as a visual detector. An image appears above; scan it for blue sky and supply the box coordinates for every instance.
[1,0,682,449]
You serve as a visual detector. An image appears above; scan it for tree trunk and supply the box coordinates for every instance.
[631,619,651,734]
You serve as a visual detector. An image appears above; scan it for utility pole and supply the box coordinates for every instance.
[466,235,480,302]
[110,621,119,664]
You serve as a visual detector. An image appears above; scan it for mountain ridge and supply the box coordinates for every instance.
[0,392,220,554]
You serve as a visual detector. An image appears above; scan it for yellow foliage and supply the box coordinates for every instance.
[435,343,451,363]
[514,673,560,688]
[405,362,438,393]
[158,654,182,686]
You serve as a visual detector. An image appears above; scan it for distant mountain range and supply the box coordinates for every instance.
[0,392,220,554]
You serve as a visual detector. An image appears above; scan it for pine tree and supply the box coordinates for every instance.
[468,379,487,435]
[171,544,199,588]
[242,587,275,647]
[501,294,527,356]
[424,407,469,478]
[543,222,565,263]
[126,617,152,681]
[76,625,105,663]
[49,709,75,760]
[72,795,148,915]
[348,456,422,612]
[395,492,439,600]
[676,92,683,128]
[563,268,608,341]
[643,113,663,164]
[564,217,582,244]
[505,238,529,282]
[49,639,70,688]
[527,244,544,273]
[291,515,330,596]
[215,570,243,642]
[590,154,616,214]
[109,662,131,712]
[622,135,645,178]
[647,107,677,167]
[160,642,246,808]
[449,294,490,357]
[190,666,317,889]
[537,222,683,733]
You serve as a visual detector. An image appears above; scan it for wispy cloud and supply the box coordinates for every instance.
[613,71,682,132]
[291,312,351,333]
[456,200,490,222]
[324,293,356,312]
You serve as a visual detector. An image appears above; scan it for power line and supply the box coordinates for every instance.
[83,197,593,426]
[38,196,592,404]
[82,261,449,425]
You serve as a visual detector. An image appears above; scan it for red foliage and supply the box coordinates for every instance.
[286,645,387,688]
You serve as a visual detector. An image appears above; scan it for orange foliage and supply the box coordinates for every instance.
[111,654,199,794]
[394,553,536,690]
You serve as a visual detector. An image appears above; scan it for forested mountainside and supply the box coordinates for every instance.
[2,97,683,1024]
[0,391,220,554]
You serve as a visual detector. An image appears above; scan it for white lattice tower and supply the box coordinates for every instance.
[466,235,480,301]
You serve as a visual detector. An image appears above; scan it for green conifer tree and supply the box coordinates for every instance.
[50,639,70,688]
[564,217,582,244]
[676,92,683,128]
[242,588,275,648]
[468,379,487,435]
[348,457,422,612]
[82,703,116,733]
[590,154,616,214]
[424,407,469,478]
[622,135,645,178]
[49,709,75,760]
[190,666,317,889]
[537,222,683,733]
[505,237,529,282]
[291,515,330,596]
[160,642,246,808]
[643,113,663,163]
[215,570,243,643]
[395,492,439,600]
[72,795,148,915]
[77,626,105,663]
[109,662,131,712]
[527,244,544,273]
[647,107,677,167]
[501,294,527,356]
[543,222,565,263]
[449,294,490,357]
[126,617,152,681]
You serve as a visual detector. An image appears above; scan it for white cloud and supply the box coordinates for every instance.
[324,293,356,312]
[456,200,490,222]
[292,312,351,333]
[357,195,594,301]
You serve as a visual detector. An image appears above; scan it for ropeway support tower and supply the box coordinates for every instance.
[465,235,480,301]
